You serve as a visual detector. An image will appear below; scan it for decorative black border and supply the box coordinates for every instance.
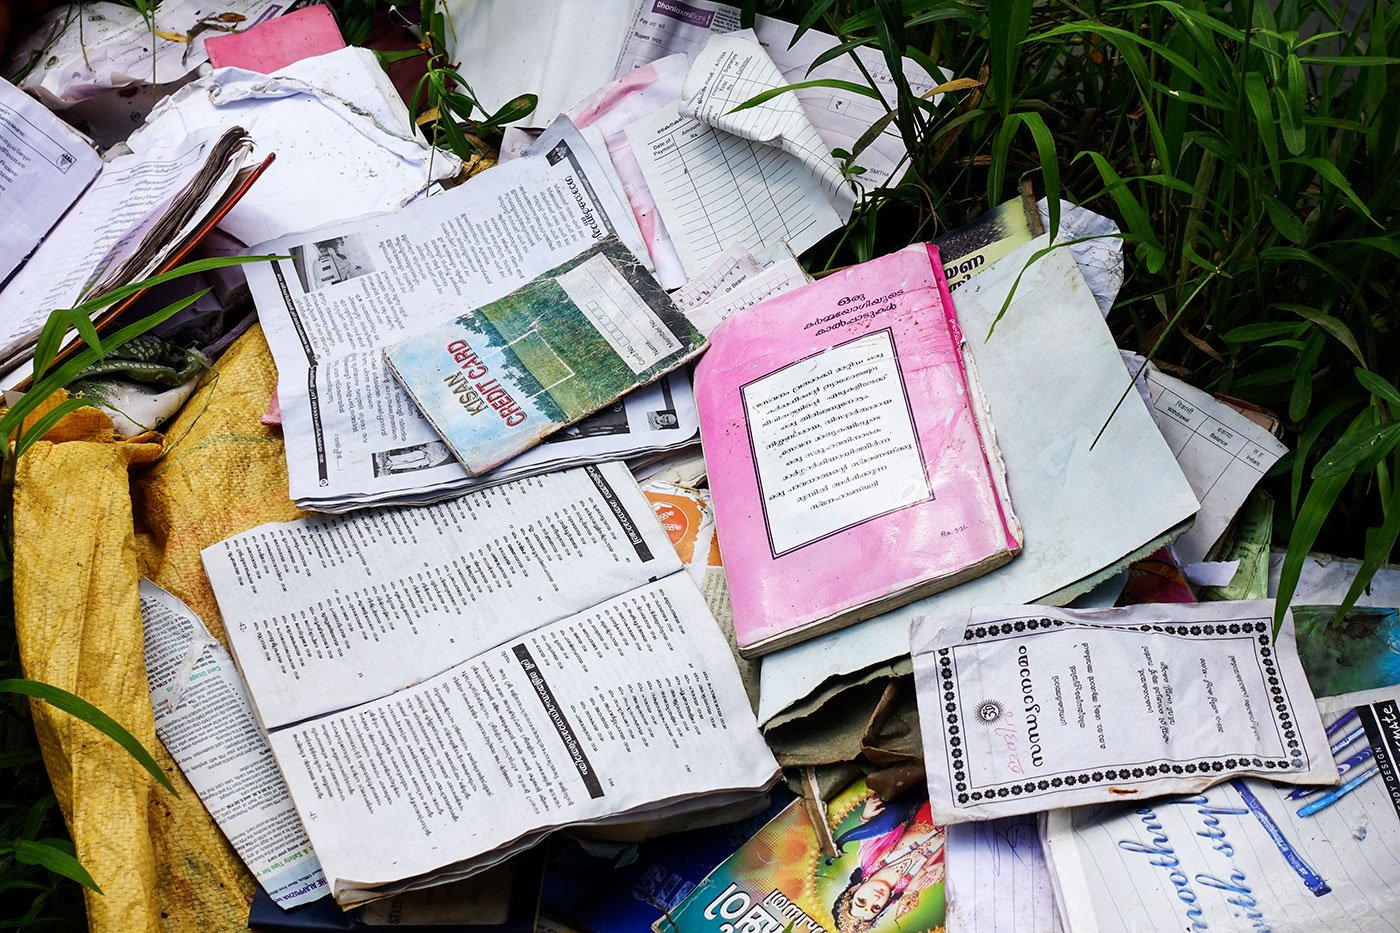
[738,328,932,559]
[938,616,1306,807]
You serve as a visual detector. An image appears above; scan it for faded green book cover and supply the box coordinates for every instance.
[387,239,705,475]
[655,779,947,933]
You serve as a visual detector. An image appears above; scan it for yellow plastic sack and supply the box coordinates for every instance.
[13,325,301,931]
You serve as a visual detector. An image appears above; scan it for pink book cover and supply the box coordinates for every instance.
[205,5,346,74]
[695,244,1022,656]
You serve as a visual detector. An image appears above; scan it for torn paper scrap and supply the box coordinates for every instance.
[669,243,764,310]
[913,600,1336,824]
[140,580,328,908]
[686,255,811,336]
[1183,559,1242,587]
[1123,352,1288,565]
[681,32,856,217]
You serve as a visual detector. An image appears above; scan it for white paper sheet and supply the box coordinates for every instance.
[626,99,842,277]
[442,0,638,126]
[140,580,327,908]
[614,0,940,189]
[1267,550,1400,607]
[914,601,1336,823]
[0,77,101,284]
[128,48,460,247]
[947,815,1061,933]
[10,0,285,106]
[757,242,1200,724]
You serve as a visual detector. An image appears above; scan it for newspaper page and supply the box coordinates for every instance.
[244,133,649,510]
[202,462,681,730]
[1045,686,1400,932]
[139,581,327,908]
[269,571,781,904]
[0,77,101,284]
[614,0,939,188]
[913,601,1336,824]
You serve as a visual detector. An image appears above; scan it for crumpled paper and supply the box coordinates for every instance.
[13,324,301,930]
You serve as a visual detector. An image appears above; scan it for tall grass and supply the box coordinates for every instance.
[764,0,1397,620]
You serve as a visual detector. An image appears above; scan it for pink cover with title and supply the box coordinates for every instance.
[696,244,1021,655]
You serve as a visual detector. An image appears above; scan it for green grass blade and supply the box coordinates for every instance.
[0,680,174,794]
[12,839,100,894]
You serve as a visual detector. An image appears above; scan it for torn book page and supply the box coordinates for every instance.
[128,47,460,247]
[614,0,940,189]
[139,580,327,908]
[10,0,285,106]
[946,815,1061,933]
[913,600,1337,824]
[0,76,101,284]
[626,99,842,278]
[1123,352,1289,564]
[1045,687,1400,933]
[681,32,856,218]
[756,242,1199,725]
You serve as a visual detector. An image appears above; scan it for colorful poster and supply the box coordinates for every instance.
[657,779,947,933]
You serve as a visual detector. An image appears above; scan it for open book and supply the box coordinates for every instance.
[202,462,779,905]
[695,243,1023,657]
[386,238,706,476]
[0,82,269,382]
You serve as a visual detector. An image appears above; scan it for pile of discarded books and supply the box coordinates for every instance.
[3,2,1398,932]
